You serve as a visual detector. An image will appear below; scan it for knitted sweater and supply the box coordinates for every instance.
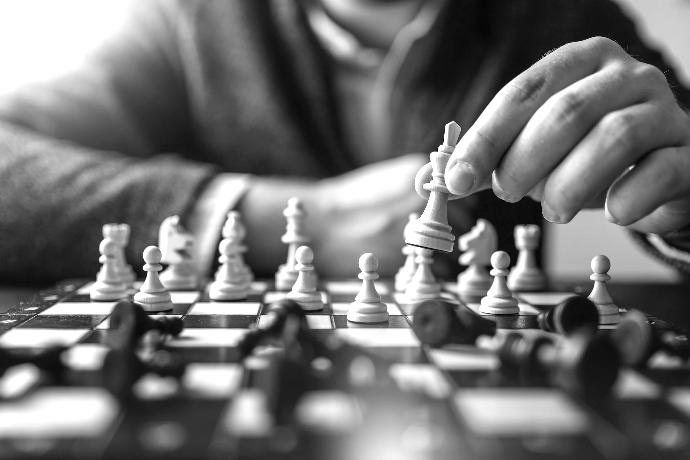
[0,0,687,283]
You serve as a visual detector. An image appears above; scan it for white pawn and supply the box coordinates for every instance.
[456,219,497,302]
[479,251,519,315]
[403,247,442,303]
[209,238,250,301]
[133,246,173,312]
[395,213,419,292]
[287,246,323,311]
[91,238,128,301]
[587,255,620,325]
[348,253,389,323]
[508,225,547,292]
[405,121,461,253]
[103,223,135,286]
[276,198,310,290]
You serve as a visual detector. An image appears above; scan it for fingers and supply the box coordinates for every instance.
[540,101,688,223]
[493,62,665,203]
[606,145,690,234]
[446,37,628,196]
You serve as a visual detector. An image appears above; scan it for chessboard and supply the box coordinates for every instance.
[1,278,690,460]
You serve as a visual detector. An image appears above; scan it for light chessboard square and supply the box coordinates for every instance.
[170,291,201,304]
[330,302,401,316]
[0,329,90,348]
[517,292,576,306]
[613,370,661,399]
[166,328,247,347]
[183,363,244,398]
[389,363,451,398]
[257,315,333,330]
[335,328,419,347]
[62,344,110,371]
[187,302,261,316]
[428,347,499,371]
[39,302,118,316]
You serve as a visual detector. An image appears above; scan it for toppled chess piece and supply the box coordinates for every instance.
[587,255,620,325]
[537,296,600,337]
[108,300,184,349]
[348,253,389,324]
[286,246,323,311]
[456,219,497,302]
[275,198,310,291]
[133,246,173,312]
[412,299,496,348]
[159,215,198,290]
[0,346,66,381]
[479,251,519,315]
[507,225,547,292]
[612,309,690,367]
[103,348,186,401]
[395,213,420,293]
[405,121,462,252]
[91,238,128,301]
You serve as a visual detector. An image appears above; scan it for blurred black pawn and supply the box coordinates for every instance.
[612,309,690,367]
[0,346,66,381]
[236,299,308,358]
[412,300,495,347]
[103,348,186,400]
[537,296,600,336]
[108,300,184,349]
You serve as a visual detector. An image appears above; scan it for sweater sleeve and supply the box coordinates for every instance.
[0,1,223,283]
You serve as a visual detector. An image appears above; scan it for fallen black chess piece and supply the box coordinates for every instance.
[107,299,184,349]
[0,346,66,383]
[612,309,690,367]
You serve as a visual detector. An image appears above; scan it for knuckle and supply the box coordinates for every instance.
[599,112,638,153]
[585,36,622,55]
[634,62,668,88]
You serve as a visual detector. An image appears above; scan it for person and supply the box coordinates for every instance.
[0,0,688,284]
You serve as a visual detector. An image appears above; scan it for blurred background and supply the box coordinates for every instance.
[0,0,687,281]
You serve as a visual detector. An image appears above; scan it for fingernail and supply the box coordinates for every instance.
[492,176,520,203]
[604,201,620,224]
[542,202,565,223]
[445,161,475,195]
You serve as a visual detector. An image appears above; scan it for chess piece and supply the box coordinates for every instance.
[508,225,547,291]
[403,247,442,303]
[479,251,519,315]
[537,296,599,336]
[237,299,308,358]
[587,255,620,325]
[108,300,184,349]
[405,121,462,252]
[133,246,173,312]
[348,253,389,323]
[276,198,310,290]
[159,215,197,289]
[103,348,186,400]
[412,299,496,348]
[221,211,254,286]
[612,309,690,367]
[209,238,251,301]
[103,223,136,286]
[0,346,66,380]
[394,212,419,292]
[286,246,323,311]
[456,219,497,302]
[91,238,128,301]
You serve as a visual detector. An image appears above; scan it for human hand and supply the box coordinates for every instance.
[440,37,690,235]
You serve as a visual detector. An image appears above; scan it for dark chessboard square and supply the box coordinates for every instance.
[17,315,107,329]
[332,315,410,329]
[492,315,539,329]
[165,346,242,363]
[79,329,109,345]
[0,314,34,330]
[183,315,258,329]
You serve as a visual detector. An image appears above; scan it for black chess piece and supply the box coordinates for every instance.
[612,309,690,367]
[537,296,600,336]
[0,346,66,380]
[412,299,496,347]
[494,330,620,398]
[108,300,184,349]
[236,299,308,358]
[103,348,186,400]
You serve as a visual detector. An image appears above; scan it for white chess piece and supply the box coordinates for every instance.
[587,255,620,325]
[508,225,547,291]
[287,246,323,311]
[276,198,310,290]
[209,238,250,301]
[221,211,254,286]
[405,121,461,252]
[133,246,173,312]
[348,253,389,323]
[90,238,128,301]
[479,251,519,315]
[403,247,442,303]
[159,215,198,289]
[103,223,135,286]
[395,212,419,292]
[456,219,497,302]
